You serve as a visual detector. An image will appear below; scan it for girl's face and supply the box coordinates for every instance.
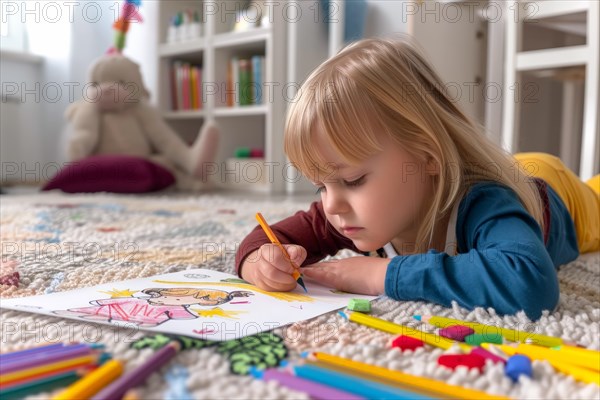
[311,128,436,253]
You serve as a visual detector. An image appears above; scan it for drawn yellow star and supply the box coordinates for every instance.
[191,307,246,319]
[99,288,137,298]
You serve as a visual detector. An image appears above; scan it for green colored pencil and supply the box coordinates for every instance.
[0,371,82,399]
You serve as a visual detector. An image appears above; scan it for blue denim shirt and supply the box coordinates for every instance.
[384,181,579,320]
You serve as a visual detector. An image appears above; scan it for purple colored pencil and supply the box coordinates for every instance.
[90,341,180,400]
[259,368,365,400]
[1,344,94,374]
[0,343,66,361]
[1,344,87,366]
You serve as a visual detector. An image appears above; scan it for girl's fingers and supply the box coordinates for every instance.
[258,274,297,292]
[282,244,307,266]
[258,244,296,273]
[302,267,325,279]
[250,244,308,291]
[302,265,339,288]
[263,268,295,285]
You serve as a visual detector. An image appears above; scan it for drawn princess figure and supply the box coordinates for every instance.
[53,288,253,328]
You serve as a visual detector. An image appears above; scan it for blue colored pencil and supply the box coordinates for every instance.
[252,367,365,400]
[291,363,434,400]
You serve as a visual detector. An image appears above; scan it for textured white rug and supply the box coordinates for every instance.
[1,191,599,399]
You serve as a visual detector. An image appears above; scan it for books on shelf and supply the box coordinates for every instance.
[170,61,203,111]
[227,55,266,107]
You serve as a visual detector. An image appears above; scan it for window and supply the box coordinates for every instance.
[1,0,28,52]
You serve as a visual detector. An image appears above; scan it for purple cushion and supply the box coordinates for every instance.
[42,155,175,193]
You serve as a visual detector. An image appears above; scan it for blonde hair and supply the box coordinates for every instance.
[284,36,544,249]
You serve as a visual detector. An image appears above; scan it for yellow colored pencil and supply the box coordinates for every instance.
[52,359,123,400]
[344,311,472,352]
[543,346,600,372]
[496,343,599,372]
[310,351,509,399]
[551,344,600,366]
[255,212,307,292]
[0,354,98,385]
[483,344,600,386]
[417,315,566,347]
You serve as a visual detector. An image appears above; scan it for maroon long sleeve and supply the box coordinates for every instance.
[235,201,360,277]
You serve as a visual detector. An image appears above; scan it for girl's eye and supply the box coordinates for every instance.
[344,175,366,187]
[315,186,325,195]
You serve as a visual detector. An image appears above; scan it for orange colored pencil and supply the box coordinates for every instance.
[0,364,97,390]
[1,354,99,386]
[255,212,308,292]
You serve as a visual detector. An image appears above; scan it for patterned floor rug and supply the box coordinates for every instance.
[1,191,599,399]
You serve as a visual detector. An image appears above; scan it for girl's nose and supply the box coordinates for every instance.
[322,189,350,215]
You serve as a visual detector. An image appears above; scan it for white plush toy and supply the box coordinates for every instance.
[65,54,219,190]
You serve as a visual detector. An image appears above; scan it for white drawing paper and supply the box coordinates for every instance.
[0,269,378,340]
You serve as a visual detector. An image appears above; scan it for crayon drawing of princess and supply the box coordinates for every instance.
[53,288,253,328]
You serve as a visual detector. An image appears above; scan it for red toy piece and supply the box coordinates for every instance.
[437,353,486,371]
[391,335,425,351]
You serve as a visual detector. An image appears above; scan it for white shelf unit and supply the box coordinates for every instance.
[156,1,288,193]
[156,1,495,194]
[501,0,599,180]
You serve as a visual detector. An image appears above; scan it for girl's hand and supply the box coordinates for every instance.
[240,244,307,292]
[302,256,389,295]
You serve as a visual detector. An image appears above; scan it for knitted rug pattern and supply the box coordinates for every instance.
[1,192,599,399]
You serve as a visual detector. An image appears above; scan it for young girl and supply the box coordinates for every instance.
[235,37,600,320]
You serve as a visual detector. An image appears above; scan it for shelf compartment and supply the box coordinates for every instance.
[516,45,590,71]
[159,39,206,57]
[214,105,268,117]
[163,110,206,119]
[213,28,270,50]
[530,1,590,20]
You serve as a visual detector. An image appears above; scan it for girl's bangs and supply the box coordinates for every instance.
[285,70,384,181]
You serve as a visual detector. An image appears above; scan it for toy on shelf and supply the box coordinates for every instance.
[111,0,143,53]
[167,10,202,43]
[234,147,264,159]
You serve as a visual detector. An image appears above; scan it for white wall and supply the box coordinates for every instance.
[125,0,159,102]
[363,1,487,123]
[363,1,410,37]
[1,0,159,180]
[0,56,44,182]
